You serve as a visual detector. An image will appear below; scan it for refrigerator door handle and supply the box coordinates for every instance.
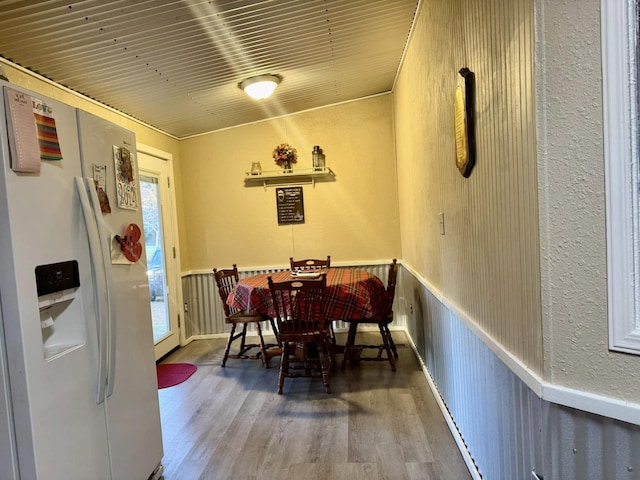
[83,177,117,399]
[75,177,109,404]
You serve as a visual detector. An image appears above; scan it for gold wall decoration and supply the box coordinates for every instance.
[454,67,476,178]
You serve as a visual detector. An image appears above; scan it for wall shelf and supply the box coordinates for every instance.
[244,167,335,189]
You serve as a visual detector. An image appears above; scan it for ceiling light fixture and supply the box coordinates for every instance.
[239,74,281,100]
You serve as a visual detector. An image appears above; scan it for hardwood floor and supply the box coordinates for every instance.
[157,331,472,480]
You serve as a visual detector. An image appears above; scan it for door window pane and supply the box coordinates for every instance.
[140,175,169,342]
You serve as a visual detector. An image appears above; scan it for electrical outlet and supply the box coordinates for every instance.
[439,212,445,235]
[409,304,413,314]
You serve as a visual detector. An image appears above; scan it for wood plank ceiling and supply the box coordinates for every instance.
[0,0,419,138]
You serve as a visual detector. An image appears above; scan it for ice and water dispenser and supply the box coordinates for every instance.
[35,260,85,360]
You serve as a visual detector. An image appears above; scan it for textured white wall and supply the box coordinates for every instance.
[394,0,542,371]
[536,0,640,400]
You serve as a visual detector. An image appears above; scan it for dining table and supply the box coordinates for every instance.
[227,267,387,324]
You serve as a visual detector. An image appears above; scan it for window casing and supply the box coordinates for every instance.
[603,0,640,353]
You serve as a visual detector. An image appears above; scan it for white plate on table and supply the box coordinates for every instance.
[291,271,321,278]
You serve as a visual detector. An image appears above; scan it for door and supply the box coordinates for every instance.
[138,146,181,360]
[77,111,163,479]
[0,89,112,480]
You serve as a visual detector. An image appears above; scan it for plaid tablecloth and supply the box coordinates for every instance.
[227,268,387,321]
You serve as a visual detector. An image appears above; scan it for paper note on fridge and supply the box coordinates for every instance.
[3,86,41,173]
[32,96,63,161]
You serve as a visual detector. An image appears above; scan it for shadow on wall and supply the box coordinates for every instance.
[402,273,435,373]
[412,285,426,361]
[398,268,421,356]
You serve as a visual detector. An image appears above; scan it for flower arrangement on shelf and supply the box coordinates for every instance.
[272,143,297,169]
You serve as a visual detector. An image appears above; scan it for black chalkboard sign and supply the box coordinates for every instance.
[276,187,305,225]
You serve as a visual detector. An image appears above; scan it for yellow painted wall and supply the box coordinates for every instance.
[178,95,400,271]
[0,61,182,205]
[1,59,399,277]
[1,62,180,154]
[393,0,542,372]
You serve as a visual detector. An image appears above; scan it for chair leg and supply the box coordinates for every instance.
[326,332,337,373]
[328,321,337,344]
[255,322,270,369]
[319,340,332,394]
[221,323,237,367]
[341,322,358,371]
[238,323,248,353]
[384,324,398,358]
[379,323,396,372]
[303,343,312,376]
[278,342,290,394]
[269,317,281,347]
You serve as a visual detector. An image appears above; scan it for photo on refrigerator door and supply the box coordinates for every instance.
[113,145,138,210]
[92,164,111,213]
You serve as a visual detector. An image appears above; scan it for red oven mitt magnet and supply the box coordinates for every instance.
[115,223,143,263]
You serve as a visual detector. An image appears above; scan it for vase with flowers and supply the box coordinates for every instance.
[272,143,297,173]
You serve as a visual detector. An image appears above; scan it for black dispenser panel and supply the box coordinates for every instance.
[35,260,80,297]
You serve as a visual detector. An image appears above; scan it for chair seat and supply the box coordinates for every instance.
[346,314,393,326]
[278,325,327,337]
[225,312,269,324]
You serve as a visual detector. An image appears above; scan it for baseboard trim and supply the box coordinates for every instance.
[186,333,228,341]
[403,328,482,480]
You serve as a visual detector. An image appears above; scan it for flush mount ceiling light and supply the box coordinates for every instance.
[239,74,281,100]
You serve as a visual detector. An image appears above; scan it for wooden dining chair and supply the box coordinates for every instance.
[289,255,331,273]
[289,255,335,340]
[213,265,278,368]
[341,259,399,372]
[267,274,332,394]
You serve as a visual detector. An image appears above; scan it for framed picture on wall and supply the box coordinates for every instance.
[276,186,305,225]
[454,67,476,178]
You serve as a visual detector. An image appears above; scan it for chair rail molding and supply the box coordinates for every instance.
[400,260,640,426]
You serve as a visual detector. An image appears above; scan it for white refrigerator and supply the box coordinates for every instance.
[0,81,163,480]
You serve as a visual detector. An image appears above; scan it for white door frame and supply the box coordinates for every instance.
[137,143,184,359]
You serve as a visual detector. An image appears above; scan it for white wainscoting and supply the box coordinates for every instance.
[399,265,640,480]
[181,263,400,340]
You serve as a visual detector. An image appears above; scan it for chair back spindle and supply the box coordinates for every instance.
[213,264,241,316]
[289,255,331,273]
[268,275,327,336]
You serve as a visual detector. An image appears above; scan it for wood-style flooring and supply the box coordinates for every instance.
[157,331,472,480]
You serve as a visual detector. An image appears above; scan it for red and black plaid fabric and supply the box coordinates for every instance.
[227,268,386,321]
